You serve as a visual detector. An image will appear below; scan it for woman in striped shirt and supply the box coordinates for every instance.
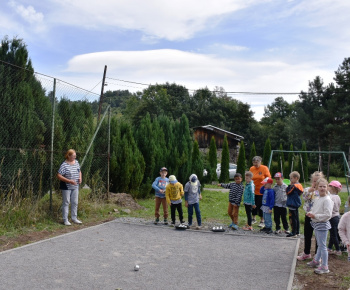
[57,149,82,226]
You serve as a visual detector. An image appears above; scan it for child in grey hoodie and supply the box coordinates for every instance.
[273,172,289,234]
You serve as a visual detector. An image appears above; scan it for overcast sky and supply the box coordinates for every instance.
[2,0,350,120]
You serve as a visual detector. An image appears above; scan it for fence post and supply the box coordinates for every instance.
[49,78,56,212]
[107,106,111,199]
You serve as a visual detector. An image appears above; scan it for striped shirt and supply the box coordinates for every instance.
[311,221,331,231]
[220,182,244,205]
[58,160,81,190]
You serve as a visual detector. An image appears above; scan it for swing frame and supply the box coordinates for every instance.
[267,150,350,196]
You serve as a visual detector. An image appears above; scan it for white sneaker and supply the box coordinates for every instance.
[72,219,82,224]
[64,220,71,226]
[258,222,265,228]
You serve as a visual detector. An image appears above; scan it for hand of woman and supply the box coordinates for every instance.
[70,180,77,185]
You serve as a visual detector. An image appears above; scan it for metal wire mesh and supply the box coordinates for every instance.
[0,61,109,202]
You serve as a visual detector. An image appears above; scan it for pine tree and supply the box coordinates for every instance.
[191,141,204,181]
[152,117,167,177]
[110,118,145,195]
[0,37,53,195]
[263,138,272,166]
[208,136,218,182]
[219,135,230,183]
[236,141,246,181]
[175,114,192,183]
[134,113,156,184]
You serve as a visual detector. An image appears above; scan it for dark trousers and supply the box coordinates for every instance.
[252,195,263,218]
[304,215,318,255]
[171,203,184,223]
[328,215,340,251]
[289,208,300,235]
[245,204,253,226]
[274,206,289,231]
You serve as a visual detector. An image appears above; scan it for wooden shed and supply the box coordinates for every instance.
[192,125,244,162]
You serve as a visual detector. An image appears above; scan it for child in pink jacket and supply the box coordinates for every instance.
[338,195,350,262]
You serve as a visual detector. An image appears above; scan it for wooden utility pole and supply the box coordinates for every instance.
[98,65,107,122]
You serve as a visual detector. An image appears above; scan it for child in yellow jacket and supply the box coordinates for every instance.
[166,175,184,225]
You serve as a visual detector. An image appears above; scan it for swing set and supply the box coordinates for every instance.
[267,150,350,196]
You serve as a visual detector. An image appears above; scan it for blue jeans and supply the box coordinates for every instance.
[263,211,272,229]
[314,229,329,267]
[188,203,201,226]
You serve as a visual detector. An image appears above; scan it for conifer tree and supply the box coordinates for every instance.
[152,117,167,177]
[0,36,52,195]
[236,141,246,181]
[208,136,218,182]
[175,114,192,183]
[134,113,156,182]
[219,135,230,183]
[110,118,145,195]
[191,140,204,180]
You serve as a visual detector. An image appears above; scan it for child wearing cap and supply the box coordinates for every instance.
[166,175,185,225]
[273,172,289,234]
[152,167,169,225]
[286,171,304,238]
[327,180,342,255]
[259,177,275,234]
[338,195,350,262]
[218,173,244,230]
[184,174,202,229]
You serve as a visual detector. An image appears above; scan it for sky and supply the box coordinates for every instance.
[2,0,350,120]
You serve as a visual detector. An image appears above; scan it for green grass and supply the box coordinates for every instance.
[0,189,121,237]
[137,189,267,228]
[1,179,349,239]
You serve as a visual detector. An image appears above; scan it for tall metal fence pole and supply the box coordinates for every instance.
[49,78,57,212]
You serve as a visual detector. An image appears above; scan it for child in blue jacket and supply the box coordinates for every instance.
[286,171,304,237]
[260,177,275,234]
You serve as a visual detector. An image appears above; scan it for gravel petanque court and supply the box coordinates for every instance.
[0,219,299,290]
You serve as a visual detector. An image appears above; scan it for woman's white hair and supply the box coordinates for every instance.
[252,156,262,162]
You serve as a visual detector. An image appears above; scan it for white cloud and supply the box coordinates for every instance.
[7,1,46,34]
[213,44,249,52]
[63,49,334,120]
[48,0,264,40]
[8,1,44,24]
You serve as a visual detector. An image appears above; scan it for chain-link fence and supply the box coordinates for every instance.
[0,60,110,207]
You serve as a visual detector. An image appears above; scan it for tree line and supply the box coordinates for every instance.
[1,36,349,198]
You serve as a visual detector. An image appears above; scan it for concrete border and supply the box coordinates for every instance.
[287,237,300,290]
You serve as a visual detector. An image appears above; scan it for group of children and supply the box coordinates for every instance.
[152,166,350,275]
[219,170,303,236]
[152,167,202,229]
